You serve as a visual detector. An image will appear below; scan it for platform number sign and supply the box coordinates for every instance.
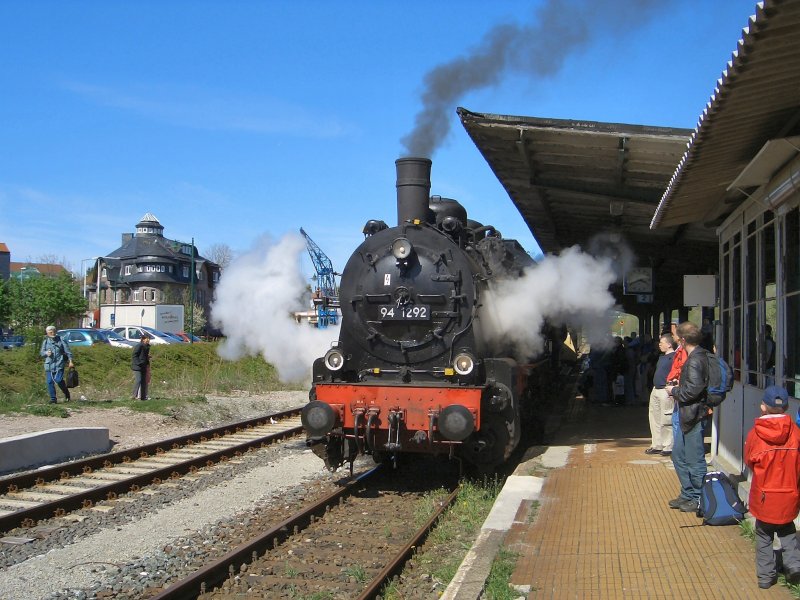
[384,274,391,286]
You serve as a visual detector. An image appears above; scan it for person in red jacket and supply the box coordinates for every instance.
[744,385,800,589]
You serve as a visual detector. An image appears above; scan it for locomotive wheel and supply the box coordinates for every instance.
[463,416,510,471]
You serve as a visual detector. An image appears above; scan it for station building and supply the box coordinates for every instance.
[89,213,220,330]
[459,0,800,476]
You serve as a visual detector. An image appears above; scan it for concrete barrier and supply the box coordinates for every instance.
[0,428,110,474]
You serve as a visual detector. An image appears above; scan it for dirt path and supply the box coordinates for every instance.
[0,391,307,451]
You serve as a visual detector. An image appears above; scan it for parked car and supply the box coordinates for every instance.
[110,325,180,345]
[1,334,24,349]
[163,332,187,343]
[175,332,204,343]
[58,328,115,347]
[99,329,137,348]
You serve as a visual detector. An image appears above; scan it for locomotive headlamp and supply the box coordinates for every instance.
[391,237,413,260]
[453,352,475,375]
[324,348,346,371]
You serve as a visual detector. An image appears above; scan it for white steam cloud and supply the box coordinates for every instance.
[480,246,619,358]
[211,233,338,383]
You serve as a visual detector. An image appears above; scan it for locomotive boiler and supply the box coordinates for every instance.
[301,158,560,472]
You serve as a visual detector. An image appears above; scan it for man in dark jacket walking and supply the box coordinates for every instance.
[665,321,709,512]
[131,335,151,400]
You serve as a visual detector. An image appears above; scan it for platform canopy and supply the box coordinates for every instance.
[652,0,800,229]
[458,108,719,310]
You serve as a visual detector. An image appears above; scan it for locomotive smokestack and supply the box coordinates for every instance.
[396,157,432,226]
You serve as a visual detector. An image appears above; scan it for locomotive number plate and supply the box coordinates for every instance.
[379,305,431,320]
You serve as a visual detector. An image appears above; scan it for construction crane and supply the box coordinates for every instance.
[299,227,340,328]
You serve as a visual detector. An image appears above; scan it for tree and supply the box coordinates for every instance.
[162,285,207,333]
[4,272,86,333]
[206,243,234,270]
[186,301,207,334]
[0,280,10,328]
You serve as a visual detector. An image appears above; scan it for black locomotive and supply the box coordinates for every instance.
[302,157,562,472]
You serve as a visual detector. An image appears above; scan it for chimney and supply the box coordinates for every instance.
[396,157,432,226]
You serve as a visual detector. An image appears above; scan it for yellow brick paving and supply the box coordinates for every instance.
[507,399,792,599]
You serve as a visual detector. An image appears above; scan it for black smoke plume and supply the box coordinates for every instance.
[401,0,669,157]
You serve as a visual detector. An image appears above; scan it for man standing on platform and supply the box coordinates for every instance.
[644,333,675,456]
[665,322,709,512]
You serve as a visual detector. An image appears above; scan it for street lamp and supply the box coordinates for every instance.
[81,257,100,299]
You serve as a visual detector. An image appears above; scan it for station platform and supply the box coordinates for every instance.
[502,395,792,599]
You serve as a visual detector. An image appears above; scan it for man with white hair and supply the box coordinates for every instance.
[39,325,74,404]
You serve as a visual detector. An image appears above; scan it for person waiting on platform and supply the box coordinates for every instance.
[645,334,675,456]
[765,324,776,387]
[665,322,708,512]
[744,386,800,589]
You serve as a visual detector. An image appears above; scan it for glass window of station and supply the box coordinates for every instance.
[721,203,800,396]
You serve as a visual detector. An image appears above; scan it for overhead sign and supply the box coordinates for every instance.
[683,275,717,307]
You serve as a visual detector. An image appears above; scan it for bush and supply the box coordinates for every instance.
[0,341,298,414]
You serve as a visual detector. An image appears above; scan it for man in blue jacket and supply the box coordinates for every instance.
[40,325,74,404]
[665,321,709,512]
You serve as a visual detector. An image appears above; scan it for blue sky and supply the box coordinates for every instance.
[0,0,756,283]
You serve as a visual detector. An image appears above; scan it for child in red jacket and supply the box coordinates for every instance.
[744,386,800,589]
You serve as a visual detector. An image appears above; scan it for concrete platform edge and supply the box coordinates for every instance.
[440,446,570,599]
[0,427,110,474]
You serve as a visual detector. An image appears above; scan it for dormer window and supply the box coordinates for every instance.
[124,265,132,276]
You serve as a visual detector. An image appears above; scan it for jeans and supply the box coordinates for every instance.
[671,410,707,501]
[46,369,70,402]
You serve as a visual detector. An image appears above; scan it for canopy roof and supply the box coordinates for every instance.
[458,108,719,309]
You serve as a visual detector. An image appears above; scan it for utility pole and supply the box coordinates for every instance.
[190,237,195,343]
[96,257,103,327]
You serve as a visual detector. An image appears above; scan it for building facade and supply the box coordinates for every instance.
[89,213,220,331]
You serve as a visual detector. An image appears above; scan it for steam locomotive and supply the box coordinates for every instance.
[301,158,564,472]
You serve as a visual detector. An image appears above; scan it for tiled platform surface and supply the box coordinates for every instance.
[506,397,791,599]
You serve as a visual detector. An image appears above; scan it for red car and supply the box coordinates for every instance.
[175,332,204,343]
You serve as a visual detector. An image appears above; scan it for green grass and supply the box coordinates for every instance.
[343,564,367,583]
[0,341,300,415]
[425,477,503,583]
[484,548,521,600]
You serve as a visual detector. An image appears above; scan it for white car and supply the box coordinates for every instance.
[99,329,136,348]
[111,326,180,345]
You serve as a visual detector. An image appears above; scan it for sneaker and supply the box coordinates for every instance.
[660,450,672,456]
[678,498,699,512]
[668,496,685,509]
[644,448,662,455]
[49,399,57,404]
[758,577,777,589]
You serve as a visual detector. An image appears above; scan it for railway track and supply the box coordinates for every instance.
[141,461,459,600]
[0,408,304,533]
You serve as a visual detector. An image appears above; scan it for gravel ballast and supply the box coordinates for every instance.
[0,446,331,600]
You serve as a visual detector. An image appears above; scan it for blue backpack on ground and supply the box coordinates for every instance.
[697,471,746,525]
[705,352,734,407]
